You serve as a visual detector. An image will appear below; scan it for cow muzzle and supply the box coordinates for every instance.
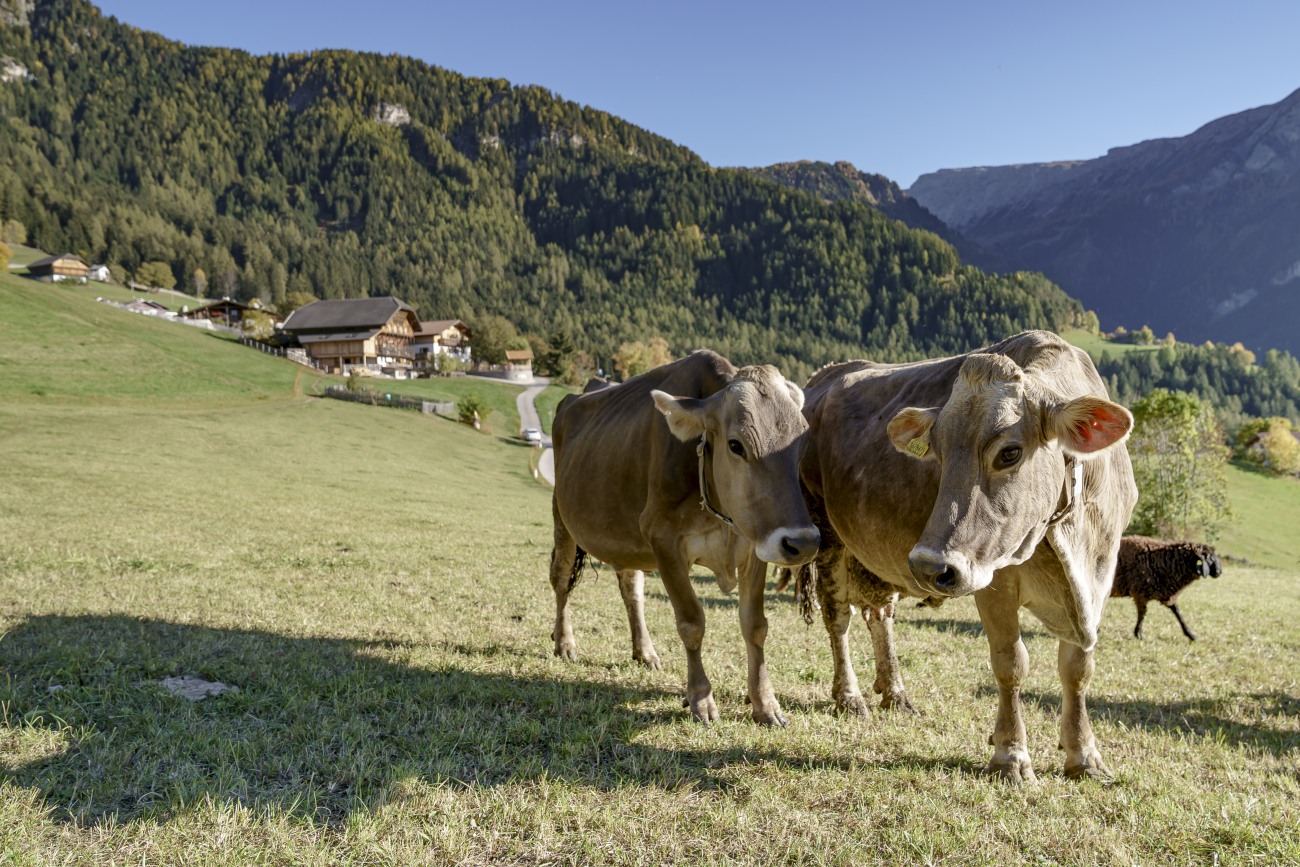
[756,525,821,567]
[907,547,987,597]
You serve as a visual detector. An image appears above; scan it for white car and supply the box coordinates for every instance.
[522,427,542,444]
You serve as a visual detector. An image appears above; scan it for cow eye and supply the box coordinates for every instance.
[996,445,1022,468]
[728,438,746,458]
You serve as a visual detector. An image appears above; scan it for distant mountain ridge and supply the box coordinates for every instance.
[908,88,1300,356]
[747,160,1007,272]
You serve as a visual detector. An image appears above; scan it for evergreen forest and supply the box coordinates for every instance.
[1,0,1082,381]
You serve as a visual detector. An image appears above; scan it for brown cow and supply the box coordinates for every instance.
[799,330,1137,780]
[549,350,819,725]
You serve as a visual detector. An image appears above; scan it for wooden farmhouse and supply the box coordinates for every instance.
[28,253,89,283]
[181,297,281,328]
[281,296,420,376]
[411,319,473,373]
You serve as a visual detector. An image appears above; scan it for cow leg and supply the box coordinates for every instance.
[1165,602,1197,641]
[1132,598,1148,640]
[654,554,719,723]
[975,588,1036,782]
[1058,640,1109,780]
[616,569,661,668]
[818,557,869,716]
[866,602,915,713]
[548,500,580,661]
[738,555,786,726]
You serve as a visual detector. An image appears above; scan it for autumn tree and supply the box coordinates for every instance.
[0,243,10,271]
[613,336,672,380]
[472,314,521,366]
[242,310,276,340]
[135,260,176,289]
[1236,416,1300,476]
[1127,389,1230,541]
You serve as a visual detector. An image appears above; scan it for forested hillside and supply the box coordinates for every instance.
[0,0,1084,378]
[748,160,1006,273]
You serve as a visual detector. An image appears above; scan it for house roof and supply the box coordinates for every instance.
[28,253,88,269]
[505,349,534,362]
[281,296,417,333]
[298,330,382,344]
[415,318,473,338]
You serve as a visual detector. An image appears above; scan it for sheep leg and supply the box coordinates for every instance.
[1165,602,1197,641]
[1132,598,1148,640]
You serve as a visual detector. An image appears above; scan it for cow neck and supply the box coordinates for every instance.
[1046,454,1082,526]
[696,436,735,527]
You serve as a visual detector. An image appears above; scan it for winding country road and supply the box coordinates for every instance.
[515,377,556,486]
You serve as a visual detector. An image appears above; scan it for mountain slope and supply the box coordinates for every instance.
[748,160,1009,272]
[909,88,1300,356]
[0,0,1083,379]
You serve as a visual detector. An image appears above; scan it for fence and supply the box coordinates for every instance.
[321,385,454,416]
[238,337,327,371]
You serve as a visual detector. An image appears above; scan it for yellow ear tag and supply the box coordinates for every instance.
[906,436,929,458]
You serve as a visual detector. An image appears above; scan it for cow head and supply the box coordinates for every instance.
[651,365,820,566]
[887,352,1132,598]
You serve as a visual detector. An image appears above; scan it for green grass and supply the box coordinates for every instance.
[534,383,576,435]
[82,280,204,312]
[0,283,1296,864]
[1060,328,1162,360]
[353,375,526,435]
[3,243,51,268]
[1218,460,1300,571]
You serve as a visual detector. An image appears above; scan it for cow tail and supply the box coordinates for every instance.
[568,546,587,593]
[795,562,820,625]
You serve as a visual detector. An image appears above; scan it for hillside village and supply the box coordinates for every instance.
[10,248,506,381]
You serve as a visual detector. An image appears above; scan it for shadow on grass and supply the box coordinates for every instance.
[1014,688,1297,756]
[0,614,937,828]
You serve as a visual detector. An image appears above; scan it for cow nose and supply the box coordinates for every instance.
[780,527,821,564]
[909,549,962,594]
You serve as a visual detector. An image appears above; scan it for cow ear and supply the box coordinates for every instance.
[651,390,707,442]
[887,407,939,460]
[1049,396,1132,458]
[784,379,805,411]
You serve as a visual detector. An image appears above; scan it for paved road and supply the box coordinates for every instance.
[515,377,557,486]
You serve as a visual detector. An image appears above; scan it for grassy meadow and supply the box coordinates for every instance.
[1059,328,1163,360]
[0,275,1297,865]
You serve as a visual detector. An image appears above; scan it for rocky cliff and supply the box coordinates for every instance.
[907,88,1300,356]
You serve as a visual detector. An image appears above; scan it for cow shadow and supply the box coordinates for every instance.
[0,614,964,828]
[1010,687,1297,756]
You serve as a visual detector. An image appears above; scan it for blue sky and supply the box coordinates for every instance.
[95,1,1300,187]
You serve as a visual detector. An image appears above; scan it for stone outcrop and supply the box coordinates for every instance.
[907,88,1300,356]
[373,101,411,127]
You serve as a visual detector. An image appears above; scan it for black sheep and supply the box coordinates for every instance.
[1111,535,1222,640]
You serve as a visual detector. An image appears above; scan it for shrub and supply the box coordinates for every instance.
[457,394,491,427]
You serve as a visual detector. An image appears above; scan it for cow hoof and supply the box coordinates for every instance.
[752,705,788,727]
[687,694,720,724]
[1064,753,1112,782]
[880,694,919,715]
[554,643,577,662]
[634,651,662,670]
[835,694,871,717]
[986,751,1037,783]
